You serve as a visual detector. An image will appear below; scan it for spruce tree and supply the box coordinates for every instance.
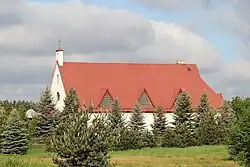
[198,109,222,145]
[59,88,81,123]
[36,86,59,143]
[106,98,127,151]
[172,91,193,147]
[128,103,146,149]
[51,112,111,167]
[196,92,224,145]
[129,103,146,132]
[0,109,29,154]
[218,101,236,144]
[0,107,7,134]
[228,108,250,167]
[173,91,192,125]
[195,91,212,145]
[151,105,167,147]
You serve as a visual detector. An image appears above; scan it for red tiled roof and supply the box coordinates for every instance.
[58,62,223,112]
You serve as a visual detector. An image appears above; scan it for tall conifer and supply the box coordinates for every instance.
[172,91,193,147]
[0,109,29,154]
[36,86,58,141]
[151,105,167,146]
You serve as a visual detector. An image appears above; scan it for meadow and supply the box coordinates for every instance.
[0,145,240,167]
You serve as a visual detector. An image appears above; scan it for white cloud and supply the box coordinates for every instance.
[0,0,247,101]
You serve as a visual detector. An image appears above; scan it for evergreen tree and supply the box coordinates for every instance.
[194,91,212,145]
[198,109,222,145]
[0,107,7,134]
[51,112,111,167]
[128,103,146,149]
[0,109,29,154]
[36,87,59,143]
[151,105,167,147]
[218,101,236,144]
[59,88,81,123]
[172,91,193,147]
[173,91,192,125]
[228,108,250,167]
[197,91,211,114]
[129,103,146,132]
[106,98,127,151]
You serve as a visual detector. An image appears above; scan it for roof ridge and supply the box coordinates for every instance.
[63,61,197,66]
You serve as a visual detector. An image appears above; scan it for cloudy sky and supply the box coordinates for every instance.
[0,0,250,101]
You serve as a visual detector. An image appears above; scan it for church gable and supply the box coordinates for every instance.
[100,90,113,107]
[138,90,152,107]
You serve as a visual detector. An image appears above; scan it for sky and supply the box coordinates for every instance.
[1,0,250,101]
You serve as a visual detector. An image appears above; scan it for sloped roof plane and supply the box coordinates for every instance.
[58,62,223,112]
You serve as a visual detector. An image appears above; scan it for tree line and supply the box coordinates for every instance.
[0,88,249,166]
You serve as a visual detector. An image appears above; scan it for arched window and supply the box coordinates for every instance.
[57,92,60,101]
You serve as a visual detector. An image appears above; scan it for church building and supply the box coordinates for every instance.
[50,46,223,128]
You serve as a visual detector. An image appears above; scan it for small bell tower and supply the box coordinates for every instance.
[56,39,64,66]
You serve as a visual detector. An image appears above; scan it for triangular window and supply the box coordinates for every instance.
[101,91,112,107]
[139,91,152,107]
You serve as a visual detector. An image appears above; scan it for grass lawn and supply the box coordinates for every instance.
[0,145,240,167]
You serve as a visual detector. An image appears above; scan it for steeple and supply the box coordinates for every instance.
[56,38,64,66]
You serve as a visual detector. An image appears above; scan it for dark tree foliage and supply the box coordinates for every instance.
[128,104,146,149]
[228,108,250,167]
[0,109,29,155]
[195,91,212,145]
[60,88,81,123]
[0,107,7,134]
[0,100,37,115]
[129,104,146,132]
[218,101,236,144]
[231,96,250,119]
[151,105,167,147]
[162,127,177,147]
[36,87,59,143]
[173,91,193,125]
[106,98,128,151]
[172,91,194,147]
[198,109,223,145]
[51,112,111,167]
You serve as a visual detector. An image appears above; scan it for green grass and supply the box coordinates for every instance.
[0,145,240,167]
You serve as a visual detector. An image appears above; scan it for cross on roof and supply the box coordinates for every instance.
[58,38,62,49]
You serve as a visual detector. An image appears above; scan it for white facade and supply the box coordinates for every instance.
[56,49,64,66]
[51,64,66,112]
[90,113,174,130]
[50,48,175,129]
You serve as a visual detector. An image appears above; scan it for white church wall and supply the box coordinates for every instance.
[90,112,175,130]
[51,64,66,112]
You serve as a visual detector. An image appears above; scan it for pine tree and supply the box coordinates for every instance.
[59,88,81,123]
[128,103,146,149]
[196,92,225,145]
[51,112,111,167]
[198,109,222,145]
[228,108,250,167]
[172,91,193,147]
[0,109,29,154]
[106,98,127,151]
[194,91,212,145]
[151,105,167,147]
[0,107,7,134]
[217,101,236,144]
[129,103,146,132]
[197,91,211,114]
[173,91,192,125]
[36,87,59,143]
